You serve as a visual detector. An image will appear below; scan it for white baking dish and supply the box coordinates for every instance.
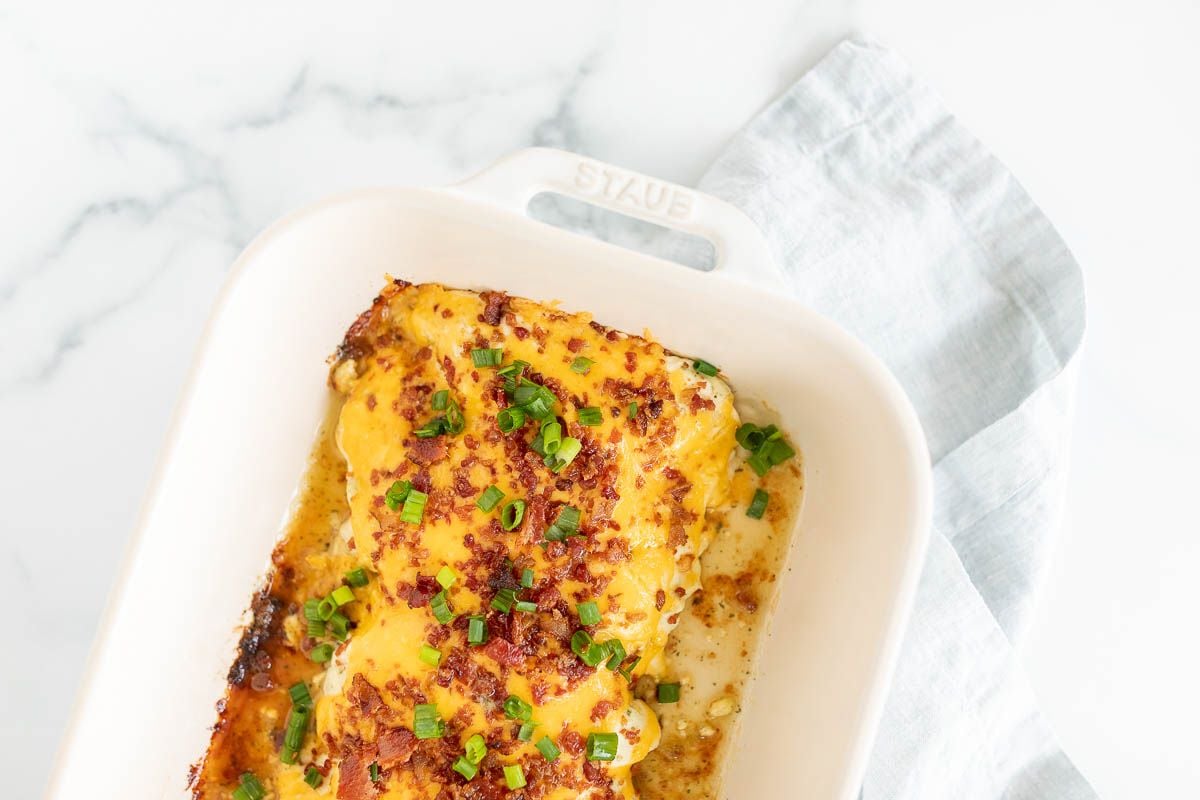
[46,148,931,799]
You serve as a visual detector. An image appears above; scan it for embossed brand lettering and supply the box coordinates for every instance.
[573,161,694,221]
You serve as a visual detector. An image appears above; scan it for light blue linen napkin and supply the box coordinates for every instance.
[697,38,1096,799]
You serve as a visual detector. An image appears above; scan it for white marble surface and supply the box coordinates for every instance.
[4,1,1198,797]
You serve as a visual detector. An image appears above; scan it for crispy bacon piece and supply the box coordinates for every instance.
[377,727,417,768]
[402,575,440,609]
[337,745,379,800]
[484,637,525,668]
[409,437,449,466]
[347,674,386,719]
[480,291,508,325]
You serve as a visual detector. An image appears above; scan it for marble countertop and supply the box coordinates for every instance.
[5,2,1198,798]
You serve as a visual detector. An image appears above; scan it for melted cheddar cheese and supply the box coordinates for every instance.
[277,281,740,800]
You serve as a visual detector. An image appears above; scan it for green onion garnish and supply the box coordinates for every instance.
[517,721,537,741]
[303,598,322,622]
[496,406,526,434]
[471,348,504,368]
[477,485,505,512]
[464,733,488,765]
[419,644,441,667]
[432,389,449,411]
[628,401,638,419]
[289,682,313,708]
[514,600,538,613]
[504,694,533,721]
[541,420,562,454]
[436,565,457,589]
[331,586,356,607]
[656,682,681,703]
[430,590,455,624]
[317,596,337,621]
[604,639,627,670]
[577,601,601,626]
[618,656,642,682]
[583,641,609,667]
[747,489,769,519]
[504,764,527,790]
[452,755,477,781]
[306,619,326,638]
[385,480,412,511]
[328,611,350,641]
[369,762,380,782]
[413,419,446,438]
[692,359,719,377]
[577,406,603,426]
[444,400,465,435]
[545,437,581,473]
[344,567,369,588]
[519,568,534,588]
[497,360,529,378]
[467,615,488,645]
[491,588,517,614]
[303,765,322,788]
[536,736,561,761]
[400,489,428,525]
[586,732,619,762]
[570,356,594,374]
[500,499,526,531]
[413,703,445,739]
[236,773,266,800]
[544,505,581,541]
[309,643,334,663]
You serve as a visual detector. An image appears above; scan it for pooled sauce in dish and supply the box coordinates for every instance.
[189,281,803,800]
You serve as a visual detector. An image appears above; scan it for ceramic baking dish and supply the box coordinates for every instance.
[46,148,931,799]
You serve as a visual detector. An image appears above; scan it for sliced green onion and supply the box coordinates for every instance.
[471,348,504,368]
[452,755,477,781]
[232,788,251,800]
[545,505,581,541]
[765,437,796,465]
[400,489,428,525]
[656,682,681,703]
[541,421,562,454]
[618,656,642,682]
[582,641,609,667]
[328,611,350,641]
[309,643,334,663]
[747,489,770,519]
[431,389,450,411]
[317,596,337,621]
[306,619,326,638]
[283,705,310,750]
[536,736,561,762]
[430,590,455,624]
[577,601,601,626]
[289,682,313,708]
[504,694,533,721]
[746,448,772,477]
[303,765,322,788]
[735,422,767,451]
[528,433,546,457]
[385,480,412,511]
[692,359,719,377]
[238,773,266,800]
[500,499,526,531]
[413,418,446,438]
[604,639,627,670]
[496,406,526,434]
[517,721,537,741]
[520,568,534,588]
[504,764,527,790]
[514,600,538,613]
[477,485,505,512]
[345,567,369,588]
[464,733,488,765]
[628,401,638,419]
[570,356,594,374]
[577,407,602,426]
[369,762,380,782]
[331,586,356,607]
[467,615,488,645]
[546,437,581,473]
[586,732,619,762]
[497,360,529,378]
[570,629,593,657]
[444,400,465,435]
[436,565,457,589]
[491,587,517,614]
[414,703,445,739]
[303,598,322,622]
[419,644,442,667]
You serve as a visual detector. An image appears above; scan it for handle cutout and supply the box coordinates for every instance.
[527,192,717,271]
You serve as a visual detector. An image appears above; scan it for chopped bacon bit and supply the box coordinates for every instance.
[347,674,386,718]
[688,390,716,413]
[402,575,440,608]
[655,590,666,611]
[366,394,377,411]
[409,437,449,466]
[567,337,585,352]
[415,346,433,361]
[560,729,585,756]
[484,637,525,668]
[590,700,618,722]
[513,326,529,340]
[336,746,379,800]
[648,398,663,418]
[583,760,609,784]
[377,727,417,768]
[480,291,508,325]
[411,470,432,494]
[441,308,453,318]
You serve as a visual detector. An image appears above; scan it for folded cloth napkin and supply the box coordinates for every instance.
[695,38,1097,799]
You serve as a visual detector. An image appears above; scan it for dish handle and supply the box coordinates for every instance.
[452,147,784,289]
